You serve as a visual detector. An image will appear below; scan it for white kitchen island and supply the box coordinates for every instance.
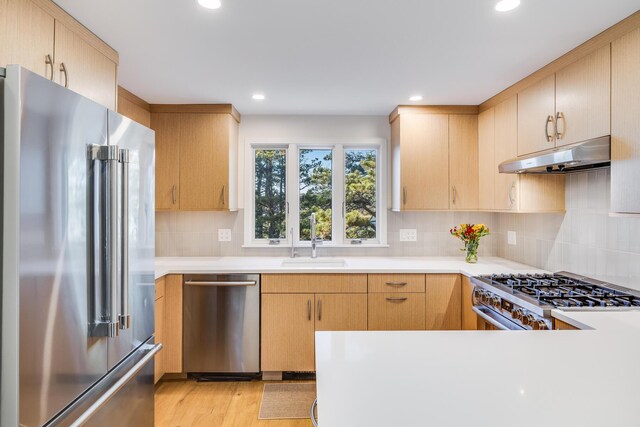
[315,311,640,427]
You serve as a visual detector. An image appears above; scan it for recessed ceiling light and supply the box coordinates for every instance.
[198,0,221,10]
[409,95,423,102]
[495,0,520,12]
[252,93,265,101]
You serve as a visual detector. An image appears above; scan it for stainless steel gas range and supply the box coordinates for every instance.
[470,272,640,330]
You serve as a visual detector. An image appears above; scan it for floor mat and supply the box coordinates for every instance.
[258,382,316,420]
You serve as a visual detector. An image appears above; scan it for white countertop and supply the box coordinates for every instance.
[155,256,544,279]
[315,311,640,427]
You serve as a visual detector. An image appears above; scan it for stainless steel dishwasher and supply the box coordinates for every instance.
[183,274,260,375]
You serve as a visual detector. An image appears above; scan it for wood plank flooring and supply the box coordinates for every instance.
[155,380,314,427]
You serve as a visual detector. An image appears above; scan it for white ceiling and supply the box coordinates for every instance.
[53,0,640,115]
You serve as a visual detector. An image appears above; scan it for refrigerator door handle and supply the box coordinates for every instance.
[118,148,131,330]
[67,343,162,427]
[87,144,120,338]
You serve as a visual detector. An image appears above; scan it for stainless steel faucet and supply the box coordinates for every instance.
[310,213,322,258]
[290,228,297,258]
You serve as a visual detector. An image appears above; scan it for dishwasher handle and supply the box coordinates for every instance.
[184,280,257,287]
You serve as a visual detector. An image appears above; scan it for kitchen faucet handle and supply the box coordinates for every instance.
[313,238,323,245]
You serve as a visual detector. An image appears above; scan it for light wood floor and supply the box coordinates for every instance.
[155,380,314,427]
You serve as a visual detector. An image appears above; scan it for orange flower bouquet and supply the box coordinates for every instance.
[450,223,490,263]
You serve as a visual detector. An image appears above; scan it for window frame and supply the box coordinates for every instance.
[244,138,387,248]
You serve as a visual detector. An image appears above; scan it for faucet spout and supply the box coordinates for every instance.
[310,213,320,259]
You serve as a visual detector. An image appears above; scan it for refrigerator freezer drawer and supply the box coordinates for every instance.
[47,338,160,427]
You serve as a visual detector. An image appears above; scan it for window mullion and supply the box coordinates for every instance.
[334,144,345,245]
[288,144,300,246]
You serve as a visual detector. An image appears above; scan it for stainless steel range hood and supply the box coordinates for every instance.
[498,136,610,174]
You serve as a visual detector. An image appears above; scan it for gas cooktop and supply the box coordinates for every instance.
[470,272,640,330]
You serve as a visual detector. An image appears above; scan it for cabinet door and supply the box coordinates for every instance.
[54,20,117,109]
[494,97,519,211]
[611,28,640,214]
[151,113,181,211]
[261,294,315,372]
[400,114,449,210]
[449,115,479,210]
[478,108,495,210]
[315,294,367,331]
[461,276,477,330]
[555,44,610,147]
[163,275,183,373]
[425,274,461,330]
[179,114,230,210]
[368,293,425,331]
[10,0,54,78]
[517,74,556,156]
[154,295,165,383]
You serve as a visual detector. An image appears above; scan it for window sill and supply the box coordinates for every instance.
[241,243,390,249]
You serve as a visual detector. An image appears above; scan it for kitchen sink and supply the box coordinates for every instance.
[280,258,348,268]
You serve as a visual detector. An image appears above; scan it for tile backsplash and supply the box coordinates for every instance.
[156,210,499,258]
[155,168,640,291]
[494,168,640,291]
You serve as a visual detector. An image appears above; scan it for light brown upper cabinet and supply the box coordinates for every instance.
[478,108,496,211]
[390,106,479,211]
[10,0,54,78]
[517,45,610,156]
[150,106,240,212]
[0,0,118,109]
[391,113,449,210]
[449,115,479,210]
[479,96,565,213]
[611,28,640,214]
[494,97,520,211]
[53,21,117,110]
[555,44,610,147]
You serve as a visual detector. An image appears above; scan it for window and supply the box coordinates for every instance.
[254,148,287,240]
[299,148,333,241]
[246,140,386,247]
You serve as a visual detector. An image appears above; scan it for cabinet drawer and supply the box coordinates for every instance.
[262,274,367,293]
[368,274,425,293]
[368,293,425,331]
[155,276,166,300]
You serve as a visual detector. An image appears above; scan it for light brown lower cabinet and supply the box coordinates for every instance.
[368,293,425,331]
[154,293,165,383]
[425,274,461,330]
[461,276,478,330]
[554,318,579,330]
[261,292,368,372]
[261,293,316,372]
[163,274,183,373]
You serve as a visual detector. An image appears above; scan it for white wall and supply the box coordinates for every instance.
[237,115,390,208]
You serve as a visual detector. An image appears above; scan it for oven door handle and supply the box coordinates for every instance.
[472,306,516,331]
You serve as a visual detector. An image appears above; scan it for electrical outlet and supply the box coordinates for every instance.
[218,229,232,242]
[399,229,418,242]
[507,231,517,246]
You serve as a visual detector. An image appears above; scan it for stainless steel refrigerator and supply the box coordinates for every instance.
[0,65,157,427]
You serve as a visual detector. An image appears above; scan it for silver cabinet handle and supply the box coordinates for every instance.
[87,145,120,337]
[402,186,407,206]
[118,149,131,330]
[385,281,407,287]
[386,297,408,302]
[171,185,177,205]
[45,54,54,80]
[317,299,322,321]
[555,112,565,140]
[60,62,69,88]
[545,115,554,142]
[509,182,516,208]
[308,299,312,321]
[452,186,457,205]
[184,280,257,287]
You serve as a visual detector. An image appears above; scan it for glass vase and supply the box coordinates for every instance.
[465,241,479,264]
